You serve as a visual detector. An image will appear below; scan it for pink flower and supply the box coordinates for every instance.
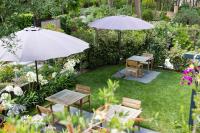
[182,76,193,85]
[182,68,193,75]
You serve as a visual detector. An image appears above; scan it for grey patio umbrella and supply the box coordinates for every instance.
[0,27,89,89]
[88,15,154,60]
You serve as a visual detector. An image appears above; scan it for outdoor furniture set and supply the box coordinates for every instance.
[125,53,154,78]
[36,85,143,132]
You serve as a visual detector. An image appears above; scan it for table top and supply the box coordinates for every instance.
[127,55,151,62]
[105,105,142,123]
[45,89,88,106]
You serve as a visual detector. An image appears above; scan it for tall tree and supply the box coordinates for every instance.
[134,0,142,18]
[108,0,113,8]
[0,0,23,37]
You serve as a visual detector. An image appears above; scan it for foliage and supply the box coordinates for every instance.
[0,65,14,82]
[98,79,119,104]
[15,59,78,110]
[168,45,188,71]
[0,0,23,37]
[142,9,154,21]
[42,23,64,32]
[73,28,147,68]
[173,7,200,25]
[10,13,33,29]
[171,106,191,133]
[181,62,200,132]
[16,90,40,109]
[142,0,156,9]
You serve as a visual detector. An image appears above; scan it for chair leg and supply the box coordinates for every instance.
[89,96,91,110]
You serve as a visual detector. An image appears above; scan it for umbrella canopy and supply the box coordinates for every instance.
[88,15,154,62]
[0,27,89,62]
[0,27,89,89]
[88,15,154,30]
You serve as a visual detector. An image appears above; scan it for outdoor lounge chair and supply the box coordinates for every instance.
[74,84,91,109]
[126,60,143,77]
[141,52,154,70]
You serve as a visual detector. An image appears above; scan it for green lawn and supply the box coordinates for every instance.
[76,65,192,132]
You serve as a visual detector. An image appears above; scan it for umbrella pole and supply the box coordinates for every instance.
[35,61,40,90]
[118,31,122,63]
[94,29,99,47]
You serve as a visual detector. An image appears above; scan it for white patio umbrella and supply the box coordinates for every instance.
[0,27,89,89]
[88,15,154,60]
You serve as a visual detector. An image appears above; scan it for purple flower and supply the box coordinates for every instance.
[182,68,193,75]
[182,75,193,85]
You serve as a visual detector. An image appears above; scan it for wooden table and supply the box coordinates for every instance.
[105,105,142,123]
[127,55,152,71]
[45,89,88,112]
[127,55,151,62]
[95,105,142,124]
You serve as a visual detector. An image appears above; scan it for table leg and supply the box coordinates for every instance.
[80,99,83,115]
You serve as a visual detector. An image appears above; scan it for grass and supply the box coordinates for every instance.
[76,65,192,132]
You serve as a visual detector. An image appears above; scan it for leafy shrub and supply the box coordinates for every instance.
[142,9,154,21]
[0,65,14,82]
[59,14,84,34]
[142,0,156,9]
[168,45,189,71]
[173,8,200,25]
[159,12,170,21]
[10,13,33,29]
[16,90,41,109]
[42,23,64,32]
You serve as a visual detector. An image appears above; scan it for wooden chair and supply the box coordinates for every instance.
[36,105,55,123]
[74,84,91,109]
[141,53,154,70]
[121,97,141,110]
[121,97,142,130]
[126,60,143,77]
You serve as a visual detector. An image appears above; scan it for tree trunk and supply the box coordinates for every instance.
[108,0,113,8]
[134,0,142,18]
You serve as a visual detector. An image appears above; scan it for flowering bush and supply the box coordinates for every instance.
[181,63,200,86]
[60,59,80,77]
[26,71,48,85]
[0,85,25,116]
[181,62,200,132]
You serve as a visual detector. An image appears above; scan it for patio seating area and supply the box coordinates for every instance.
[1,1,200,132]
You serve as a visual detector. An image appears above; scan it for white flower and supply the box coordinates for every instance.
[13,86,23,96]
[38,74,48,85]
[2,101,12,110]
[31,115,44,123]
[5,85,14,92]
[61,59,79,76]
[0,93,11,101]
[52,72,57,78]
[26,72,48,85]
[26,71,36,83]
[40,79,48,85]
